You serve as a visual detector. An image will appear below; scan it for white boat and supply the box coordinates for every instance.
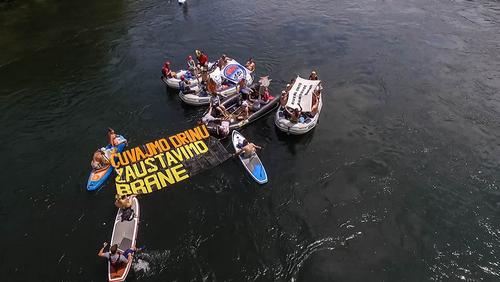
[108,197,140,282]
[162,70,201,90]
[232,130,268,184]
[274,76,323,135]
[178,60,254,106]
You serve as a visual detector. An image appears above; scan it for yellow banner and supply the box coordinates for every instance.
[112,125,211,195]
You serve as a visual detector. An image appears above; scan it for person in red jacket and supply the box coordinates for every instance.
[161,61,171,78]
[195,50,209,68]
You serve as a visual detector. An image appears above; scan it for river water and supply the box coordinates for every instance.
[1,0,499,281]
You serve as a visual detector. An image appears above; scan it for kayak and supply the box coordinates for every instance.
[108,197,140,282]
[232,130,268,184]
[86,135,127,191]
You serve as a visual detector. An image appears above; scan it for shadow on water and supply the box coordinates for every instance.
[274,125,316,155]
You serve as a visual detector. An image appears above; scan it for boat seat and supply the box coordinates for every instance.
[119,237,132,251]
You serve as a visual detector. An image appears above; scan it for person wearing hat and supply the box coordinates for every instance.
[195,50,209,68]
[161,61,172,78]
[309,70,318,80]
[309,70,323,92]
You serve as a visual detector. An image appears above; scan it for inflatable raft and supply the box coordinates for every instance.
[108,197,140,282]
[161,62,217,90]
[275,76,323,135]
[162,70,201,90]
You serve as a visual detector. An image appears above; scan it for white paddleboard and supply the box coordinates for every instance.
[108,197,140,282]
[232,131,268,184]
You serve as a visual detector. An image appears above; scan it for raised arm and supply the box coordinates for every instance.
[98,242,108,257]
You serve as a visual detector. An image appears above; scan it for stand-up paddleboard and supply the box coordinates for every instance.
[232,131,268,184]
[87,135,127,191]
[108,197,140,282]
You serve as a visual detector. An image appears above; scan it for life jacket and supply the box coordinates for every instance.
[108,252,123,267]
[199,54,208,65]
[179,81,186,92]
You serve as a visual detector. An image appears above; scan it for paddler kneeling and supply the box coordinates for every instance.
[98,242,139,268]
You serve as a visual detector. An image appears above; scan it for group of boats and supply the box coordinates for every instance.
[161,54,325,136]
[86,51,325,281]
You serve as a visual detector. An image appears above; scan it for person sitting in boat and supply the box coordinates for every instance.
[209,91,228,118]
[308,90,321,117]
[217,57,223,69]
[187,55,197,75]
[309,70,323,93]
[286,105,303,123]
[200,68,209,87]
[161,61,172,78]
[280,90,288,107]
[237,78,252,99]
[179,75,196,94]
[309,70,319,80]
[91,149,109,170]
[235,139,262,158]
[245,58,256,72]
[260,85,272,103]
[248,88,261,111]
[98,242,138,269]
[218,54,229,69]
[195,50,209,68]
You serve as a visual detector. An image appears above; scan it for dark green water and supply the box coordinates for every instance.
[1,0,499,281]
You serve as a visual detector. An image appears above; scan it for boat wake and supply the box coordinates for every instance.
[132,250,171,279]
